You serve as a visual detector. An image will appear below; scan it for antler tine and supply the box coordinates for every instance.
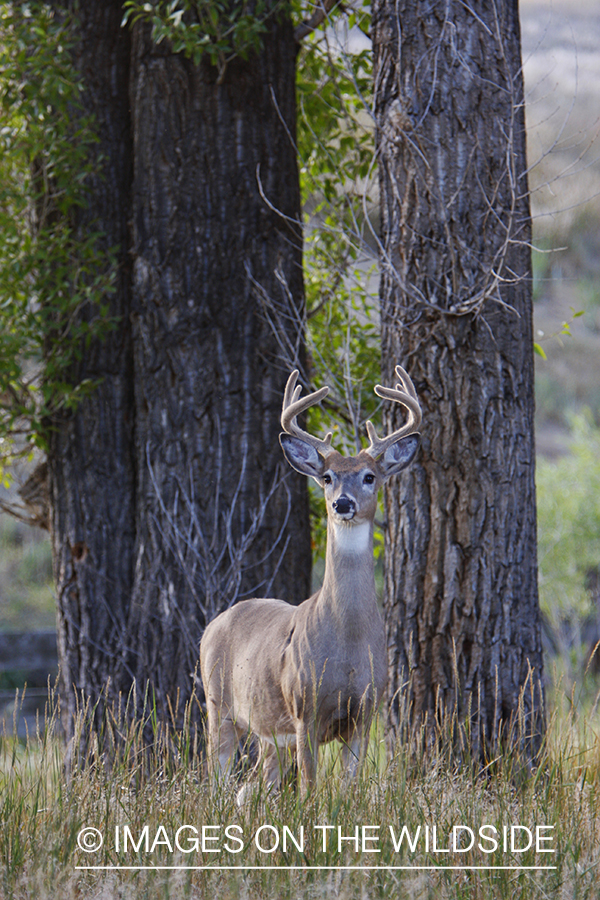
[281,370,335,457]
[364,364,422,461]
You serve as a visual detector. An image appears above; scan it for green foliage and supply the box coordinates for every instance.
[0,4,117,470]
[296,2,378,438]
[537,414,600,671]
[295,5,381,558]
[534,308,585,360]
[297,10,372,206]
[121,0,274,78]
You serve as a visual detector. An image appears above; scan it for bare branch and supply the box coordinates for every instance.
[294,0,339,43]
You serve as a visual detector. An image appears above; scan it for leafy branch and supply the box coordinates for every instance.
[0,4,118,473]
[121,0,274,81]
[297,3,380,447]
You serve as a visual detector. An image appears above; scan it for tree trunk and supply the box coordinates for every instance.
[372,0,545,761]
[47,2,137,736]
[123,15,310,718]
[47,3,311,736]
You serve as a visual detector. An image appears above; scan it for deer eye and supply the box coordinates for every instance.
[323,474,332,485]
[363,473,375,485]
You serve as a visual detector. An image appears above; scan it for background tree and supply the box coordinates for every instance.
[1,1,313,738]
[372,0,545,760]
[45,2,139,739]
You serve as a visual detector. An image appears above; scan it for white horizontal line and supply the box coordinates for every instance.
[76,865,557,871]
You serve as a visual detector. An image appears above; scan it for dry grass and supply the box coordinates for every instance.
[1,683,599,900]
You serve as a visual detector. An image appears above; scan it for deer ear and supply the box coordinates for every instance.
[378,434,420,480]
[279,434,325,479]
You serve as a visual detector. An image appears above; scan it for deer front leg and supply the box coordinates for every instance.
[206,704,239,787]
[235,737,294,806]
[296,719,318,795]
[341,703,375,781]
[341,732,363,779]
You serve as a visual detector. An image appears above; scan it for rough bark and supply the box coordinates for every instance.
[46,3,311,735]
[121,13,311,716]
[47,2,136,735]
[372,0,545,760]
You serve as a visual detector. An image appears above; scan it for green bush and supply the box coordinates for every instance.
[537,414,600,677]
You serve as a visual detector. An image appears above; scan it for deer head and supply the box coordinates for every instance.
[279,364,421,527]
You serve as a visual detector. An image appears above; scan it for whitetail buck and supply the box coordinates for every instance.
[200,365,421,799]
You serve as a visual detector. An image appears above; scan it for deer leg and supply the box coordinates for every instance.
[206,705,238,785]
[235,737,290,805]
[296,720,318,795]
[341,728,369,780]
[341,733,362,778]
[341,707,374,780]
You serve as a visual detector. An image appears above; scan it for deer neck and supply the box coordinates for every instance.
[319,519,377,629]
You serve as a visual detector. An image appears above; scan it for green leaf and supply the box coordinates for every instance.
[0,5,120,462]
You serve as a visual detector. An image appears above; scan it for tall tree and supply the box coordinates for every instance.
[122,9,309,712]
[372,0,545,759]
[25,0,311,734]
[45,2,137,735]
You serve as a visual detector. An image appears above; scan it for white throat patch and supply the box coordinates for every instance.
[332,521,371,555]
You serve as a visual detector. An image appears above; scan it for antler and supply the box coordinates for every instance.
[364,364,422,461]
[281,370,336,458]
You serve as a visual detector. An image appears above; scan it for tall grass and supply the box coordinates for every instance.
[1,680,598,899]
[0,517,54,632]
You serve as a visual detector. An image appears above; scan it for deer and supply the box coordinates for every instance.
[200,365,421,800]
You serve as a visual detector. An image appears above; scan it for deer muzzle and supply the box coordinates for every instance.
[332,496,356,518]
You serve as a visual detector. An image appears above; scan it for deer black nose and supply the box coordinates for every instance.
[333,496,355,515]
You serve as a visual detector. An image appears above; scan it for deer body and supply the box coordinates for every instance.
[200,367,421,797]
